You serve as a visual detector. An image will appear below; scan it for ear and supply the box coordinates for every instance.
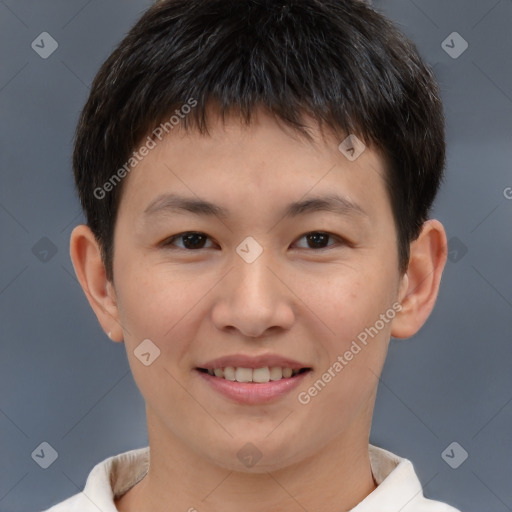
[69,224,124,342]
[391,219,447,339]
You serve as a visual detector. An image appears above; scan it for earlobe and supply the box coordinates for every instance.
[69,224,124,342]
[391,219,448,339]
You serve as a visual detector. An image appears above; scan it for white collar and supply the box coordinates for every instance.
[44,444,460,512]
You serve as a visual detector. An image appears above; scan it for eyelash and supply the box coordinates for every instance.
[160,231,348,251]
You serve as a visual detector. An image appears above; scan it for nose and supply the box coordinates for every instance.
[211,252,295,338]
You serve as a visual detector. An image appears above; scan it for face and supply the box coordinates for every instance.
[109,108,405,471]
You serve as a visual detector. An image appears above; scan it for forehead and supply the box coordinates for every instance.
[116,108,391,223]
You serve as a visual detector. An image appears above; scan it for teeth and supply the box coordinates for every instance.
[269,367,283,381]
[253,367,270,383]
[282,367,293,378]
[224,367,236,381]
[205,366,303,383]
[235,367,252,382]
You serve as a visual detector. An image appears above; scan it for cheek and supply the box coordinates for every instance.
[308,268,392,341]
[295,274,393,432]
[113,264,215,404]
[118,263,193,326]
[303,267,396,388]
[114,262,216,350]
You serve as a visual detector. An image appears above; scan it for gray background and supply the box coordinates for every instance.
[0,0,511,511]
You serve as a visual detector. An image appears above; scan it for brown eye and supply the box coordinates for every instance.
[306,232,331,248]
[294,232,341,249]
[163,232,214,250]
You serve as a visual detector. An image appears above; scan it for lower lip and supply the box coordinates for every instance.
[196,369,311,405]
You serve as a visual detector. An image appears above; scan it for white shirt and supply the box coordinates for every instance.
[42,444,461,512]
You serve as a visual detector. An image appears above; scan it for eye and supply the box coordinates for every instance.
[161,232,216,250]
[293,231,345,249]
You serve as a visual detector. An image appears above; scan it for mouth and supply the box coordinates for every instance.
[195,366,313,404]
[195,366,312,383]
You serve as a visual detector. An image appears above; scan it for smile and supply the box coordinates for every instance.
[195,367,312,405]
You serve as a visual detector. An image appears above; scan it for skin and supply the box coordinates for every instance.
[70,106,447,512]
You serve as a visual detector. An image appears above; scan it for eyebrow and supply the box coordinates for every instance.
[143,193,368,221]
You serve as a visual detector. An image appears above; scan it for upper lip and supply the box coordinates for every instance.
[197,354,312,370]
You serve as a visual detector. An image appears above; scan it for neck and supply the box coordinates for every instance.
[116,411,377,512]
